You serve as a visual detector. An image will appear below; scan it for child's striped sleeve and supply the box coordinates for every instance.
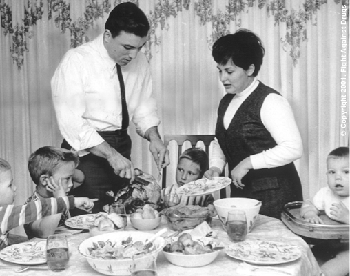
[0,196,74,234]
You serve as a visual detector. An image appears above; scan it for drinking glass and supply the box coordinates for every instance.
[225,210,247,242]
[46,234,70,271]
[109,203,127,229]
[130,253,158,276]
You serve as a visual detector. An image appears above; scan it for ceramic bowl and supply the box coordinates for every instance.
[163,250,220,267]
[78,231,165,276]
[214,197,261,233]
[165,212,212,231]
[130,213,161,231]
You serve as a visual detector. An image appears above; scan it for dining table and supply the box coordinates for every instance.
[0,214,322,276]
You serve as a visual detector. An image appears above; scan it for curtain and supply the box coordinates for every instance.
[0,0,348,235]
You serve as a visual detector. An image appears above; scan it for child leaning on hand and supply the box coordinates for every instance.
[23,146,94,239]
[0,157,94,249]
[300,146,349,276]
[162,148,214,207]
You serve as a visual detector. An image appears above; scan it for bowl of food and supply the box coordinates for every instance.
[163,232,222,267]
[130,204,161,231]
[89,212,127,237]
[78,231,165,275]
[214,197,261,233]
[164,205,216,231]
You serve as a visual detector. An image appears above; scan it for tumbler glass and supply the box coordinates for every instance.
[130,253,158,276]
[46,234,70,271]
[225,210,247,242]
[109,203,127,229]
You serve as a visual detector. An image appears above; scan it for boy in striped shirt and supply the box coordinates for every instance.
[0,157,94,249]
[24,146,90,239]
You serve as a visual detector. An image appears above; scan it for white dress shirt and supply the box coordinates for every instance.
[210,79,303,172]
[51,34,160,155]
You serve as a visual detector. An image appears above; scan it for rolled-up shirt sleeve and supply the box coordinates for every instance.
[51,51,104,152]
[250,94,303,169]
[131,55,160,137]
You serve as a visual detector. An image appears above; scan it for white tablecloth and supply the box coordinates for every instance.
[0,215,322,276]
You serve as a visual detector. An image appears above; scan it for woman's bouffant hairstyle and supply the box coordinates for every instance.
[28,146,79,185]
[212,29,265,77]
[179,148,209,179]
[105,2,150,38]
[328,147,349,159]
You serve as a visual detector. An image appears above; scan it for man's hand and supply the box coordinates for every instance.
[230,157,252,189]
[204,167,221,179]
[89,141,135,181]
[106,150,134,180]
[330,202,349,224]
[74,197,95,213]
[145,127,170,171]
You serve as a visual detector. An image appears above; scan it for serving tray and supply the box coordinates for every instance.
[281,201,349,240]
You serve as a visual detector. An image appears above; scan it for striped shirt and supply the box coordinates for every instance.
[0,196,73,249]
[23,191,71,239]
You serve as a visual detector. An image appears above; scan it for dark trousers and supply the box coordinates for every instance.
[62,131,131,214]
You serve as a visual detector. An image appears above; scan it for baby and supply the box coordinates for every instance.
[300,146,349,276]
[163,147,214,207]
[0,157,93,249]
[24,146,86,239]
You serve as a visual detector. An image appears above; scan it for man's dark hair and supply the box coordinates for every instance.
[105,2,150,38]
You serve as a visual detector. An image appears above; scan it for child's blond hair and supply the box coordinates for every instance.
[28,146,79,185]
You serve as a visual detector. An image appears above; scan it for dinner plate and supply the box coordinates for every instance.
[225,239,301,265]
[176,177,231,196]
[0,240,46,265]
[65,213,99,229]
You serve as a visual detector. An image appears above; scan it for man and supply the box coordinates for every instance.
[51,2,169,213]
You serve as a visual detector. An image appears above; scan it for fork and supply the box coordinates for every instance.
[15,265,48,273]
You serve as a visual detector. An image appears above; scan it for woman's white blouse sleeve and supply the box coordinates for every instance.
[250,93,303,169]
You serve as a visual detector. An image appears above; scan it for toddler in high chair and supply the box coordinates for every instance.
[163,147,214,207]
[300,147,349,276]
[0,157,94,249]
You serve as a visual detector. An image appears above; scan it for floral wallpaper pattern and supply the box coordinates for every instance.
[0,0,348,69]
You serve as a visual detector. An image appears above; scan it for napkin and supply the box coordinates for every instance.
[236,262,293,276]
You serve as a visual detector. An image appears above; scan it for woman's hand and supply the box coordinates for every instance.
[330,202,349,224]
[230,157,252,189]
[204,167,221,179]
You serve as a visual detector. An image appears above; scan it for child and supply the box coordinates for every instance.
[0,157,94,249]
[24,146,85,239]
[163,147,214,207]
[300,147,349,276]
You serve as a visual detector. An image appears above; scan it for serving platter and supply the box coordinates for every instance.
[0,240,46,265]
[176,177,231,196]
[225,239,301,265]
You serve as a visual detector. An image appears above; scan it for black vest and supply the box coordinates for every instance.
[216,82,297,187]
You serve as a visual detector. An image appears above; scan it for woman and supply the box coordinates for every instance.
[205,29,303,219]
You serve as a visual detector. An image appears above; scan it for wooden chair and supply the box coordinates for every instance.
[162,134,229,198]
